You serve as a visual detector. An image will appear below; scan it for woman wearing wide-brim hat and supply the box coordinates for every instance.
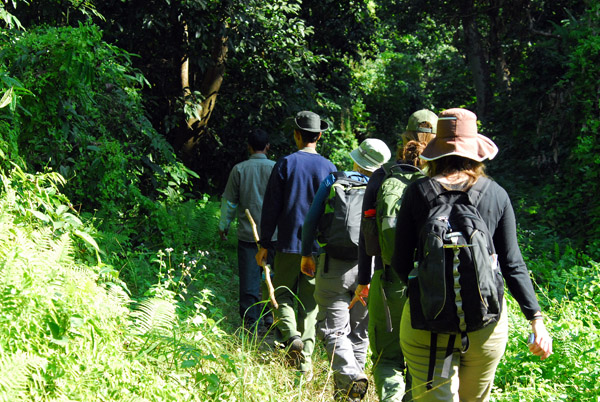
[391,108,553,401]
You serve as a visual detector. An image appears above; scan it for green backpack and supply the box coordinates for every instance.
[376,163,424,265]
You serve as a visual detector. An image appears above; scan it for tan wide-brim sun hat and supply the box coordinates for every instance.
[420,108,498,162]
[350,138,391,172]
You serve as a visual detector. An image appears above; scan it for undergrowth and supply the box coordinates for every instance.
[0,166,373,401]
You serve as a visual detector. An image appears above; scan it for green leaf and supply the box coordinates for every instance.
[0,87,14,109]
[74,230,100,253]
[181,360,196,368]
[28,210,51,222]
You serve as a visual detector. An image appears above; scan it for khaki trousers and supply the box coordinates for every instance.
[400,299,508,401]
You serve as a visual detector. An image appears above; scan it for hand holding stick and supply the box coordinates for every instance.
[245,209,278,309]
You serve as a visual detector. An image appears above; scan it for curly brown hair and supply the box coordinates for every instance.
[398,121,435,160]
[401,140,427,167]
[401,121,436,146]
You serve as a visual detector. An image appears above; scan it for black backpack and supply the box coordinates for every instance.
[317,172,367,260]
[408,177,504,388]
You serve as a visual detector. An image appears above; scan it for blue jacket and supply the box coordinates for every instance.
[259,149,336,254]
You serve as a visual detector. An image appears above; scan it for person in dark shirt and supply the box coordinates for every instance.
[353,109,437,402]
[255,111,336,379]
[392,108,553,401]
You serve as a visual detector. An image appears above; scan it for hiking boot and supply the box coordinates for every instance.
[337,379,367,402]
[284,335,303,367]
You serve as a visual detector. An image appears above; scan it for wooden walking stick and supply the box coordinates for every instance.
[245,209,278,309]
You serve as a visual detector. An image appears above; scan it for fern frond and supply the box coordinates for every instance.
[49,232,75,266]
[0,351,45,402]
[130,297,177,336]
[105,282,132,306]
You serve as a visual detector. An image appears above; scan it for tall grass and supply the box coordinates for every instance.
[490,229,600,401]
[0,167,359,401]
[1,164,599,401]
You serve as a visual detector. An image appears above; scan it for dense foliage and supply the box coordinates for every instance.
[1,0,599,401]
[0,22,216,292]
[0,166,241,401]
[0,164,598,401]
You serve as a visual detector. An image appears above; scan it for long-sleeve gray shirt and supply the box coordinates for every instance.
[220,153,276,243]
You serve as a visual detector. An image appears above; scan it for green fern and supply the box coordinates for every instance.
[0,352,45,402]
[130,297,177,337]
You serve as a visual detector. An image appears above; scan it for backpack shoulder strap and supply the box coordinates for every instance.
[381,161,396,177]
[466,177,491,207]
[415,177,441,209]
[394,163,425,176]
[332,171,346,180]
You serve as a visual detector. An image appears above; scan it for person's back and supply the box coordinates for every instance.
[265,149,336,254]
[255,111,335,379]
[392,108,553,401]
[219,129,276,331]
[301,138,391,401]
[225,154,276,242]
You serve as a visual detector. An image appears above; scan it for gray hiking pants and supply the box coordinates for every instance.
[314,254,369,391]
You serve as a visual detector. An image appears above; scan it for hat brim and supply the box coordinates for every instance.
[420,133,498,162]
[294,118,329,133]
[350,148,378,172]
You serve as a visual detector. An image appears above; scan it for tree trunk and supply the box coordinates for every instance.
[176,22,228,164]
[488,0,512,94]
[460,3,492,119]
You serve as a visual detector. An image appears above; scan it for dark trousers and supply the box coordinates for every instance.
[238,240,274,328]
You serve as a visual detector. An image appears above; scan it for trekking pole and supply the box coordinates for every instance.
[245,209,278,310]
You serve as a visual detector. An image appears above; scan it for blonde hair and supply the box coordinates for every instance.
[399,121,436,159]
[353,164,373,177]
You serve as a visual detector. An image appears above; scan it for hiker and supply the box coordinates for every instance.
[219,128,276,332]
[391,108,553,401]
[301,138,392,402]
[352,109,438,402]
[255,110,336,379]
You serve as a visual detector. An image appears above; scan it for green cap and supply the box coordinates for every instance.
[405,109,438,133]
[350,138,391,172]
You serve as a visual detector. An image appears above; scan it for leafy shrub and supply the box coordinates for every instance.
[0,24,203,279]
[0,23,191,205]
[0,71,29,170]
[0,165,253,401]
[492,3,600,254]
[544,4,600,255]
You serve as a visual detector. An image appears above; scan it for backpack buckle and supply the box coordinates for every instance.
[443,232,473,248]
